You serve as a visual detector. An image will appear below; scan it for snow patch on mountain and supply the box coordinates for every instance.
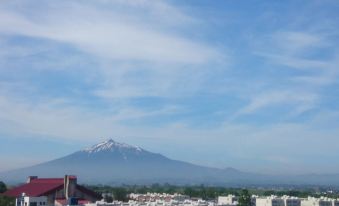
[82,139,143,154]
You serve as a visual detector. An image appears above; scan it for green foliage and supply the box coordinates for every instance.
[261,189,316,198]
[238,189,251,206]
[104,195,113,203]
[112,187,128,201]
[0,182,6,194]
[0,195,15,206]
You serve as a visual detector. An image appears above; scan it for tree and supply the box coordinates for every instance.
[0,181,6,193]
[113,188,128,202]
[104,195,113,203]
[184,187,194,197]
[263,190,275,196]
[0,195,15,206]
[238,189,251,206]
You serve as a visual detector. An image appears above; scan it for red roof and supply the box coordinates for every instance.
[4,176,101,200]
[4,181,64,197]
[30,178,64,184]
[29,177,75,184]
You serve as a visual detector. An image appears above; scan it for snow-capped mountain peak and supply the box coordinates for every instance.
[83,139,143,154]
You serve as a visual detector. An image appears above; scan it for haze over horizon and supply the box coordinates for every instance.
[0,0,339,175]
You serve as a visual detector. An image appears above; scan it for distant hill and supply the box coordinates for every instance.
[1,139,339,186]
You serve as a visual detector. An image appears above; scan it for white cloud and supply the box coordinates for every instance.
[235,90,318,116]
[0,1,219,64]
[0,92,182,140]
[272,31,324,54]
[244,29,339,119]
[0,0,225,100]
[256,52,331,71]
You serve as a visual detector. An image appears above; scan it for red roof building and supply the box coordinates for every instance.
[4,175,101,206]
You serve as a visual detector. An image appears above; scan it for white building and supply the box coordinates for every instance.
[251,195,258,206]
[256,196,284,206]
[85,194,337,206]
[332,199,339,206]
[281,196,301,206]
[16,193,48,206]
[301,197,333,206]
[218,195,238,205]
[129,193,189,202]
[85,198,215,206]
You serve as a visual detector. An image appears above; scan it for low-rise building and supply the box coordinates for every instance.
[218,195,238,205]
[256,196,284,206]
[84,194,339,206]
[129,193,189,203]
[251,195,258,206]
[16,193,47,206]
[301,197,333,206]
[281,196,301,206]
[4,175,101,206]
[332,199,339,206]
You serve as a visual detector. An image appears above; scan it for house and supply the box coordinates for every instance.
[3,175,101,206]
[15,194,47,206]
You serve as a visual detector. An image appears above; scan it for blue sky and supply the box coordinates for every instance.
[0,0,339,175]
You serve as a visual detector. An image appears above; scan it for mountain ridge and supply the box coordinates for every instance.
[1,138,339,186]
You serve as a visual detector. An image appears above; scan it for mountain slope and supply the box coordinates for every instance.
[2,139,339,185]
[0,139,254,185]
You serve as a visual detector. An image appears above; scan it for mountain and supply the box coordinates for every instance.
[0,139,254,185]
[1,139,339,186]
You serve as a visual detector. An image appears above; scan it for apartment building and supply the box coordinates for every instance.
[256,196,285,206]
[218,195,238,205]
[281,196,301,206]
[301,197,333,206]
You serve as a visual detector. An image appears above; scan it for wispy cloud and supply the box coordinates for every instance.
[0,1,219,64]
[238,27,339,119]
[236,90,318,116]
[0,0,338,173]
[272,31,324,54]
[0,0,226,100]
[0,90,183,140]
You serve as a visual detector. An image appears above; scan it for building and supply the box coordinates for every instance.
[256,196,284,206]
[16,193,47,206]
[86,197,215,206]
[251,195,258,206]
[128,193,189,202]
[301,197,333,206]
[281,196,300,206]
[218,195,238,205]
[4,175,101,206]
[332,199,339,206]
